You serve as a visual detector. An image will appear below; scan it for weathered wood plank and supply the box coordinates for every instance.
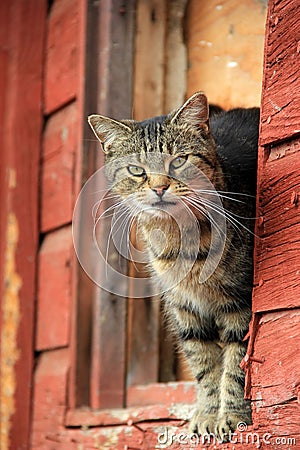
[260,0,300,146]
[36,227,73,350]
[44,0,79,114]
[41,102,77,232]
[133,0,167,119]
[186,0,267,108]
[66,399,193,427]
[0,1,46,449]
[253,149,300,312]
[251,310,300,409]
[126,381,196,407]
[126,295,161,387]
[32,349,69,449]
[125,0,169,390]
[68,0,94,409]
[251,3,300,444]
[164,0,187,112]
[86,0,136,409]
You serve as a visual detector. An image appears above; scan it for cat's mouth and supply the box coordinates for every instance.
[151,200,177,208]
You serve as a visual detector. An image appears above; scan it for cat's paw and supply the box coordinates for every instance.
[189,411,217,436]
[215,414,251,442]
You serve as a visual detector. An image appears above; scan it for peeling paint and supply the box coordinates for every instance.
[0,213,22,450]
[168,403,194,420]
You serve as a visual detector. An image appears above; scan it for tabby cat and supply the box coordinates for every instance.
[88,92,259,440]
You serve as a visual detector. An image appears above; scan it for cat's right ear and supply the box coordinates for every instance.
[88,115,132,153]
[170,92,210,134]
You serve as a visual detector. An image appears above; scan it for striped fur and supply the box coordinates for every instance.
[88,92,259,441]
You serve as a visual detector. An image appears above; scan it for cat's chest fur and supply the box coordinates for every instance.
[140,216,229,306]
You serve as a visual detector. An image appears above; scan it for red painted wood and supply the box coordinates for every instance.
[0,1,46,449]
[66,401,189,427]
[41,102,78,232]
[36,226,73,350]
[33,421,269,450]
[32,348,69,449]
[44,0,79,114]
[253,147,300,312]
[30,0,300,448]
[67,0,86,410]
[259,0,300,146]
[250,0,300,446]
[127,381,196,407]
[251,311,300,412]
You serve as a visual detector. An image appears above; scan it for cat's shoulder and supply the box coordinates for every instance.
[210,106,260,139]
[210,106,260,193]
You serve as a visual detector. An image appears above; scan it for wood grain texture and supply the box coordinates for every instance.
[126,381,196,407]
[31,348,69,449]
[260,0,300,146]
[186,0,267,108]
[41,102,77,232]
[87,0,137,410]
[251,311,300,443]
[44,0,79,114]
[133,0,167,119]
[251,311,300,406]
[250,1,300,446]
[0,1,46,449]
[253,146,300,312]
[36,227,73,350]
[164,0,187,112]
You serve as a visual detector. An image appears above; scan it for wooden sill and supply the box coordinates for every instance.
[65,381,196,427]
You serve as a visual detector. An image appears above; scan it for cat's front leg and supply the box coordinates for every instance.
[215,341,251,441]
[179,339,223,436]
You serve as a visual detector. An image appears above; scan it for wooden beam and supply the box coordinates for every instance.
[0,1,46,448]
[133,0,167,119]
[72,0,137,409]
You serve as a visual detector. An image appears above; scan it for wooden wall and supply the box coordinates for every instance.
[186,0,267,108]
[31,0,86,446]
[0,2,46,449]
[249,0,300,443]
[1,0,299,448]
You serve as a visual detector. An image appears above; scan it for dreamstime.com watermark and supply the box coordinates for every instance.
[156,423,297,449]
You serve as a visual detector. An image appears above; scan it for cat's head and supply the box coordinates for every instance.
[88,92,219,220]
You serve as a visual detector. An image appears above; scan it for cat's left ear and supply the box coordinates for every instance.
[170,92,210,134]
[88,115,132,153]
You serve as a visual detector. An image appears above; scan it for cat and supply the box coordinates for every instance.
[88,92,259,440]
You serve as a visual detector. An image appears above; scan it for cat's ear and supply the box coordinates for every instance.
[88,115,132,153]
[170,92,210,133]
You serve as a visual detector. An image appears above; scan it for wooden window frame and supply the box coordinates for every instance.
[67,0,268,428]
[68,0,190,421]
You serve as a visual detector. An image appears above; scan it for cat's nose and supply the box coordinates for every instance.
[151,185,169,198]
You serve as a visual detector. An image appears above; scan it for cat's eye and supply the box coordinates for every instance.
[127,165,146,177]
[170,155,188,170]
